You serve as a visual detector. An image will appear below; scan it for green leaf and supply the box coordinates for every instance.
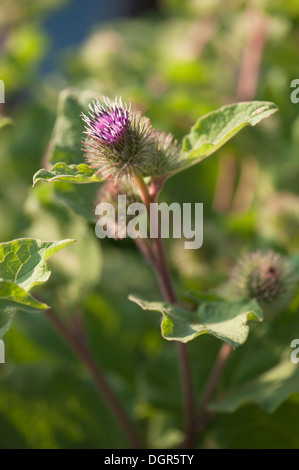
[128,296,263,348]
[210,360,299,414]
[180,101,278,170]
[34,87,101,221]
[33,162,103,186]
[0,280,48,314]
[0,238,76,292]
[0,238,75,338]
[52,182,98,222]
[0,307,14,338]
[48,87,98,165]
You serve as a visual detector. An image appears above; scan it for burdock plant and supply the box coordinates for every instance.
[2,89,295,449]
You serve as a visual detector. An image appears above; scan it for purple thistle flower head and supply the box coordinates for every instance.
[81,96,181,181]
[83,97,130,147]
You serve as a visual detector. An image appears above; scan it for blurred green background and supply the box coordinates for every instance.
[1,0,299,449]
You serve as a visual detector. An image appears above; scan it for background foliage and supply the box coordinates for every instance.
[1,0,299,449]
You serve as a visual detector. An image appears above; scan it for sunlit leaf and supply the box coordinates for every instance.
[0,238,75,338]
[33,162,103,186]
[0,280,48,314]
[178,101,278,171]
[129,295,263,348]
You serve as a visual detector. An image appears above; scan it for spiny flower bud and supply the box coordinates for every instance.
[82,97,181,181]
[230,250,297,317]
[150,130,182,176]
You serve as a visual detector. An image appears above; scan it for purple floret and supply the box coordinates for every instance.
[86,101,129,146]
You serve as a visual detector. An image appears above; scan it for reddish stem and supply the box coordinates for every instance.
[133,172,195,448]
